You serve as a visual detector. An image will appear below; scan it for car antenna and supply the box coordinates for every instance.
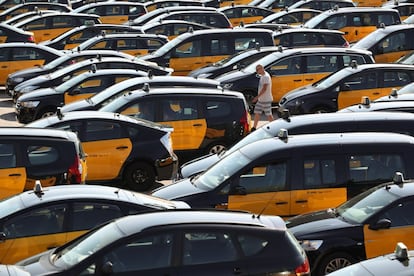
[33,180,44,197]
[56,107,63,120]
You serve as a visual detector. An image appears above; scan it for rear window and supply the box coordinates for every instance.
[206,100,231,118]
[27,145,59,166]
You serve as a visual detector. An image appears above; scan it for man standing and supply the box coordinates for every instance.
[251,64,273,131]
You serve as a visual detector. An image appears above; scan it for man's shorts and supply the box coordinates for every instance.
[254,101,272,116]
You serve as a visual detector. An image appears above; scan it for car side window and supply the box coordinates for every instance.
[84,121,123,141]
[0,143,16,168]
[102,233,173,272]
[237,162,287,193]
[27,145,59,166]
[303,159,336,188]
[238,234,269,256]
[210,39,229,55]
[306,55,338,73]
[135,101,156,121]
[162,99,198,121]
[52,16,73,28]
[342,72,377,90]
[24,18,47,30]
[383,71,411,87]
[376,32,407,54]
[377,200,414,227]
[71,202,123,231]
[12,48,42,61]
[206,100,231,119]
[323,14,347,29]
[183,231,237,265]
[2,204,66,238]
[270,57,301,75]
[348,154,405,183]
[173,40,201,58]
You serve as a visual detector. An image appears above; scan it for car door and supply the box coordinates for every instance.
[0,203,67,264]
[79,120,132,181]
[0,143,26,199]
[227,161,292,217]
[160,98,206,151]
[337,70,411,109]
[363,199,414,259]
[372,30,412,63]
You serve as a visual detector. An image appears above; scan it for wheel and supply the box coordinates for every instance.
[206,142,227,155]
[37,108,56,119]
[123,162,155,192]
[317,252,355,275]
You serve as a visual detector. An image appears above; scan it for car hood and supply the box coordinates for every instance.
[0,265,30,276]
[17,88,56,101]
[60,99,93,112]
[188,65,216,77]
[179,153,220,179]
[8,67,45,81]
[215,69,248,83]
[15,76,48,92]
[280,84,320,103]
[287,208,355,237]
[151,178,205,201]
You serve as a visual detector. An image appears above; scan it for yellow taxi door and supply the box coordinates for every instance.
[363,200,414,259]
[82,138,132,181]
[100,15,127,24]
[162,119,206,151]
[0,35,6,43]
[374,50,411,63]
[63,79,103,105]
[122,48,149,56]
[0,168,26,199]
[33,27,71,42]
[271,74,304,102]
[338,87,392,109]
[340,26,358,44]
[0,59,43,85]
[170,55,227,76]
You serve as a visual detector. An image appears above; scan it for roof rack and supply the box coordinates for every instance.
[277,128,288,142]
[360,96,370,106]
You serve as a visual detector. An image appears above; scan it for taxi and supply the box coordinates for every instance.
[0,183,188,264]
[0,2,72,21]
[140,20,213,40]
[72,2,147,24]
[352,24,414,63]
[0,23,35,43]
[218,5,274,26]
[287,172,414,275]
[279,63,414,114]
[0,0,71,11]
[288,0,355,11]
[304,7,401,43]
[260,8,321,25]
[27,111,179,191]
[13,12,101,42]
[15,68,148,124]
[382,2,414,20]
[0,43,64,86]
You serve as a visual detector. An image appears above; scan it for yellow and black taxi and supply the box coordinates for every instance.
[0,42,64,86]
[338,96,414,113]
[40,23,143,50]
[27,111,179,191]
[287,172,414,275]
[256,0,299,12]
[0,22,35,43]
[152,131,414,217]
[140,20,214,40]
[382,1,414,20]
[15,68,148,123]
[218,5,274,26]
[0,183,189,264]
[352,24,414,63]
[216,47,374,105]
[303,7,401,43]
[5,49,135,97]
[0,2,72,22]
[99,86,251,161]
[60,75,222,112]
[288,0,355,11]
[145,0,218,11]
[72,2,147,24]
[328,242,414,276]
[0,127,86,199]
[278,63,414,114]
[260,8,321,25]
[70,32,168,57]
[140,28,275,76]
[177,111,414,180]
[15,209,309,275]
[273,28,349,47]
[12,56,173,100]
[13,12,101,42]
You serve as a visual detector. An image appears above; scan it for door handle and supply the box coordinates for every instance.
[9,173,21,177]
[293,79,302,82]
[305,78,314,81]
[275,201,288,205]
[193,123,203,127]
[116,146,129,150]
[1,66,7,68]
[372,92,380,95]
[296,200,308,203]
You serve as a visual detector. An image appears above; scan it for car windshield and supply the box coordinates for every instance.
[313,67,354,89]
[223,126,274,157]
[55,73,90,92]
[242,52,284,74]
[396,82,414,95]
[52,222,123,269]
[42,55,71,70]
[352,31,384,49]
[147,35,186,56]
[213,50,255,67]
[100,93,131,111]
[0,195,24,218]
[194,150,251,190]
[336,186,399,224]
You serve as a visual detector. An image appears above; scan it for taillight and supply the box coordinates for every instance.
[240,111,250,134]
[68,156,83,183]
[28,35,35,43]
[295,258,310,276]
[343,41,350,48]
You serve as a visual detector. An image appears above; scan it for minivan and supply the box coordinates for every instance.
[0,127,86,199]
[99,87,251,161]
[153,131,414,218]
[140,28,275,75]
[304,7,401,43]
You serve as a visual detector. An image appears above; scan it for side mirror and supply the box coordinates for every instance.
[101,261,114,275]
[68,88,80,96]
[369,218,391,230]
[0,232,6,243]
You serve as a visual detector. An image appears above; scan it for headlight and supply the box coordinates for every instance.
[19,101,40,108]
[11,77,24,83]
[222,83,234,89]
[299,240,323,251]
[198,73,212,78]
[20,86,38,93]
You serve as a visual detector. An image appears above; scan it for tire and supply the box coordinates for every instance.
[206,142,227,155]
[123,162,155,192]
[316,252,355,275]
[37,108,57,119]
